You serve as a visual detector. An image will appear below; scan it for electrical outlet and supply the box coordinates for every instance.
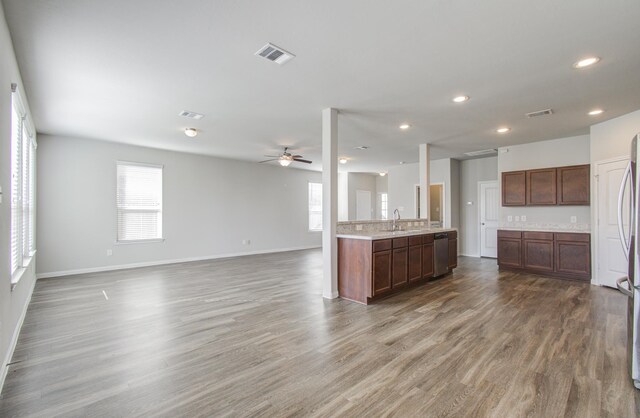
[515,216,520,222]
[106,249,113,256]
[242,239,251,245]
[521,215,527,222]
[356,224,363,231]
[508,216,513,222]
[570,216,577,223]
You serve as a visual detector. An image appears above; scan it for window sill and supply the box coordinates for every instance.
[115,238,165,245]
[11,251,36,291]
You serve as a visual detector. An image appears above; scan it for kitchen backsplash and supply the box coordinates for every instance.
[498,221,590,232]
[337,219,430,234]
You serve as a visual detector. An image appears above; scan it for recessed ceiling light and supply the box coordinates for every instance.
[573,56,600,69]
[339,158,348,164]
[399,161,406,165]
[399,124,411,130]
[496,127,511,134]
[184,128,198,137]
[453,95,469,103]
[588,109,604,116]
[379,172,387,177]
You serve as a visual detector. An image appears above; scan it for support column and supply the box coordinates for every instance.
[419,144,431,222]
[322,108,338,299]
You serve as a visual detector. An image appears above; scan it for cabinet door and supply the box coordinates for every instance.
[557,165,590,205]
[502,171,526,206]
[392,248,408,288]
[408,245,422,282]
[555,237,591,280]
[526,168,557,205]
[448,238,458,269]
[523,239,554,272]
[422,243,434,278]
[498,238,522,268]
[373,250,392,296]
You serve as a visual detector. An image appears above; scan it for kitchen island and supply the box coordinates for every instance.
[337,228,457,304]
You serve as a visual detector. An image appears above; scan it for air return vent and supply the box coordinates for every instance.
[464,149,498,157]
[255,43,295,65]
[526,108,554,118]
[179,110,204,120]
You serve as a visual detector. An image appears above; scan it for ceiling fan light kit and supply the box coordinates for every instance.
[259,147,312,166]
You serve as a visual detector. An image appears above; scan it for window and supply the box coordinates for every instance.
[379,193,388,220]
[10,85,37,283]
[116,162,163,242]
[308,182,323,231]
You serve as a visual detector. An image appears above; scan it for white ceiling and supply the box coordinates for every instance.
[3,0,640,173]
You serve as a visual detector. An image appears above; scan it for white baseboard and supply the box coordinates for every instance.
[323,291,339,299]
[0,275,37,392]
[36,245,322,279]
[459,253,480,258]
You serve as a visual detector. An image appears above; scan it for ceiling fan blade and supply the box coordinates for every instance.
[263,155,280,158]
[293,158,312,164]
[291,155,303,159]
[259,159,279,163]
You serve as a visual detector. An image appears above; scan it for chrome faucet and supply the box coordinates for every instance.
[392,209,401,231]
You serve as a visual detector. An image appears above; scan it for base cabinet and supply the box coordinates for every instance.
[338,231,456,304]
[497,230,590,281]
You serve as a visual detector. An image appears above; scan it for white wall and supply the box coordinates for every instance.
[388,163,419,218]
[347,173,377,220]
[338,172,348,221]
[36,135,322,276]
[0,4,38,389]
[591,109,640,162]
[460,157,498,256]
[498,135,591,225]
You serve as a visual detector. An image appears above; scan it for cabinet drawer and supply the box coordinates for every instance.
[498,230,521,239]
[555,233,590,242]
[523,231,553,241]
[373,239,392,252]
[423,234,434,244]
[408,235,423,246]
[392,237,408,248]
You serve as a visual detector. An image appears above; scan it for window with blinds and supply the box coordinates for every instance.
[308,182,323,231]
[116,162,163,242]
[10,86,37,283]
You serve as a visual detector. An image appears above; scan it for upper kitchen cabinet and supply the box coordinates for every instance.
[557,165,590,205]
[502,171,526,206]
[502,164,590,207]
[526,168,557,205]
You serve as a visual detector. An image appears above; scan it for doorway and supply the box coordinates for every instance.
[595,157,630,288]
[430,184,444,227]
[479,181,499,258]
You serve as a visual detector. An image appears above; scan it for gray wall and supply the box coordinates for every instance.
[388,163,419,218]
[0,4,38,388]
[36,135,322,276]
[347,173,377,220]
[459,157,498,256]
[498,135,591,225]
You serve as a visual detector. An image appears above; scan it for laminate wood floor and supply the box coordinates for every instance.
[1,251,639,417]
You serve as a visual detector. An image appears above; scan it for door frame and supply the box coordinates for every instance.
[593,155,628,286]
[478,180,499,258]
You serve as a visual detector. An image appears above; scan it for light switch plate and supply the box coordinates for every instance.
[356,224,363,231]
[570,216,577,223]
[515,216,520,222]
[521,215,527,222]
[508,216,513,222]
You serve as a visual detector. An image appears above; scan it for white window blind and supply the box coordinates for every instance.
[10,86,37,282]
[308,182,323,231]
[116,162,163,242]
[380,193,388,220]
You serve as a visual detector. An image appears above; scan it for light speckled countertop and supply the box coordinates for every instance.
[337,228,457,240]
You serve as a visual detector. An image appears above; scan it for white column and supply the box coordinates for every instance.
[322,108,338,299]
[419,144,431,222]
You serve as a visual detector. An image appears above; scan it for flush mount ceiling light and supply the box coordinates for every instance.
[573,56,600,69]
[496,127,511,134]
[588,109,604,116]
[339,158,348,164]
[379,172,387,177]
[278,156,293,167]
[399,124,411,130]
[184,128,198,137]
[453,95,469,103]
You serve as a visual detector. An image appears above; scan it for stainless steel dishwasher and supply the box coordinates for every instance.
[433,232,449,277]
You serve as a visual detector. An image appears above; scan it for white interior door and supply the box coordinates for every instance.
[480,181,499,258]
[356,190,372,221]
[596,158,630,288]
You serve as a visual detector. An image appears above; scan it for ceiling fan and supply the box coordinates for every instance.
[259,147,312,167]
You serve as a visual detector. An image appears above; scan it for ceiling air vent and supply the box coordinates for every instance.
[255,43,295,65]
[354,145,370,150]
[179,110,204,120]
[526,108,554,118]
[464,149,498,157]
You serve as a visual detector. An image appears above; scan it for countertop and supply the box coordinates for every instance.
[498,227,591,234]
[337,228,457,241]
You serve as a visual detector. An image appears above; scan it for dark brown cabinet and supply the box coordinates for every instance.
[526,168,557,205]
[497,230,522,268]
[338,231,456,304]
[557,165,590,205]
[502,164,589,206]
[372,250,392,296]
[498,230,590,281]
[502,171,526,206]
